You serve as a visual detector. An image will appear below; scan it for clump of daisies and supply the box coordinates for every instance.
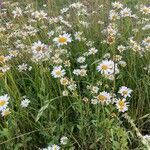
[115,86,133,112]
[31,41,51,62]
[0,94,11,117]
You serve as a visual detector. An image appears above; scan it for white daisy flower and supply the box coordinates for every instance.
[88,47,98,55]
[0,94,9,111]
[96,91,111,104]
[112,2,123,9]
[60,136,68,145]
[62,90,69,96]
[12,7,22,18]
[97,60,119,75]
[60,78,69,86]
[140,6,150,15]
[0,65,10,73]
[118,86,133,98]
[118,61,127,67]
[143,135,150,141]
[32,10,47,20]
[0,55,6,64]
[53,33,72,46]
[91,99,99,105]
[77,56,86,63]
[47,144,60,150]
[120,7,132,17]
[79,69,87,76]
[18,63,28,72]
[116,99,128,112]
[21,99,30,108]
[1,108,11,117]
[31,41,48,54]
[73,69,80,76]
[109,10,120,21]
[117,45,126,52]
[74,31,83,41]
[51,66,66,78]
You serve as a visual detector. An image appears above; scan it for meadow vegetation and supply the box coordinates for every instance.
[0,0,150,149]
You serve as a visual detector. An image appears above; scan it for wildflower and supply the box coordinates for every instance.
[80,65,87,69]
[0,55,6,64]
[1,108,11,117]
[60,78,69,86]
[51,66,66,78]
[142,37,150,46]
[120,7,132,17]
[103,53,111,59]
[47,144,60,150]
[83,97,89,103]
[88,47,98,55]
[60,136,68,145]
[64,60,71,67]
[62,90,69,96]
[144,65,150,74]
[112,2,123,9]
[73,69,80,76]
[0,94,9,111]
[117,45,126,52]
[118,61,127,67]
[12,7,22,18]
[143,135,150,141]
[61,7,69,14]
[77,56,86,63]
[67,82,77,91]
[74,32,83,41]
[140,6,150,15]
[109,10,120,21]
[79,21,89,28]
[53,33,72,46]
[21,99,30,108]
[79,69,87,76]
[97,60,119,75]
[91,99,99,105]
[142,24,150,30]
[116,99,128,112]
[96,91,111,104]
[18,63,28,72]
[91,86,99,94]
[118,86,133,98]
[31,41,48,54]
[0,65,10,73]
[32,10,47,20]
[9,50,19,57]
[106,36,116,44]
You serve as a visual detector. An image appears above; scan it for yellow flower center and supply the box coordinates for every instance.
[55,70,62,76]
[0,56,5,63]
[59,37,67,43]
[118,100,125,110]
[97,95,106,102]
[36,46,44,52]
[143,8,149,13]
[101,65,108,70]
[0,100,6,106]
[3,110,11,116]
[61,79,68,85]
[122,91,128,95]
